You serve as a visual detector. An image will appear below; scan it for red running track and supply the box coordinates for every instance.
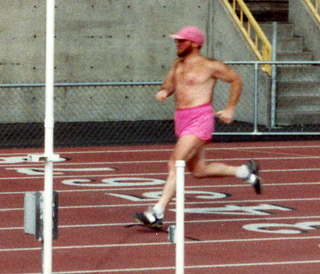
[0,140,320,273]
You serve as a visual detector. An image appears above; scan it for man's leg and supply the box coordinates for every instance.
[187,147,262,194]
[157,135,205,208]
[134,135,205,228]
[187,147,238,177]
[135,137,261,228]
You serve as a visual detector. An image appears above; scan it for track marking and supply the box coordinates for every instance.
[0,143,319,157]
[2,235,320,253]
[1,141,319,273]
[43,259,320,273]
[1,155,320,167]
[1,197,320,212]
[1,167,320,181]
[2,215,320,231]
[53,144,320,154]
[0,181,319,195]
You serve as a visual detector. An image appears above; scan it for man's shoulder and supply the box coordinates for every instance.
[203,56,224,64]
[202,57,226,70]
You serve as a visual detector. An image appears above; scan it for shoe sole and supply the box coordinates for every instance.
[134,213,163,229]
[253,177,262,194]
[248,160,262,194]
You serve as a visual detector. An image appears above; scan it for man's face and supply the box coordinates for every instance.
[174,39,193,57]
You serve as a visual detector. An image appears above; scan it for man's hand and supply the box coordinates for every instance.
[216,108,235,124]
[155,89,168,102]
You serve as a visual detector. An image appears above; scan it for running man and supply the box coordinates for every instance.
[135,26,261,228]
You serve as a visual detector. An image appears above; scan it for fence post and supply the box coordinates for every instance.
[271,22,278,128]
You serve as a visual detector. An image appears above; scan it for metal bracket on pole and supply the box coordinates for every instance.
[27,153,61,163]
[24,191,59,241]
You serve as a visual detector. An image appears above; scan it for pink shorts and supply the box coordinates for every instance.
[174,103,215,141]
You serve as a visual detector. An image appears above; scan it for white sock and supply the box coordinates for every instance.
[235,165,250,179]
[247,173,257,184]
[152,203,165,219]
[144,211,156,223]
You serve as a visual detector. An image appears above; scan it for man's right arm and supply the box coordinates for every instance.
[155,62,177,102]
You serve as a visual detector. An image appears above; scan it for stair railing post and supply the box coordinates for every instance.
[253,62,259,134]
[271,22,278,128]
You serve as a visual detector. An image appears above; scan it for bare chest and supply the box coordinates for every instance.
[175,63,212,86]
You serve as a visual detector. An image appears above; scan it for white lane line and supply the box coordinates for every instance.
[19,259,314,273]
[0,181,319,195]
[2,215,320,231]
[55,144,320,154]
[1,235,320,253]
[0,143,319,157]
[1,155,320,167]
[1,197,320,212]
[0,172,168,181]
[0,182,320,196]
[184,260,320,270]
[49,259,320,273]
[19,258,320,273]
[1,167,320,181]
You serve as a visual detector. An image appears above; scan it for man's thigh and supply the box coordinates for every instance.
[171,135,206,162]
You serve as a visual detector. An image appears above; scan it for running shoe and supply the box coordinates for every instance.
[244,160,262,194]
[134,208,163,229]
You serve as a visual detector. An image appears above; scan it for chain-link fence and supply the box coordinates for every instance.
[0,61,319,148]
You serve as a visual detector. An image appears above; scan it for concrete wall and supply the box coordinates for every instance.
[289,0,320,60]
[0,0,211,83]
[0,0,212,123]
[0,0,45,84]
[0,0,271,125]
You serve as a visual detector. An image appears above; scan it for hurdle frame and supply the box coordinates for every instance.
[175,160,186,274]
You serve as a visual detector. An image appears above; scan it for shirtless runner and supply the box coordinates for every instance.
[135,26,261,228]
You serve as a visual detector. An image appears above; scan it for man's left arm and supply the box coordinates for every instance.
[211,62,243,124]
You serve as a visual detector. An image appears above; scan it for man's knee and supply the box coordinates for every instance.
[190,166,207,178]
[192,171,206,178]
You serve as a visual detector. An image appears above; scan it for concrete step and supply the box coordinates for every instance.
[276,81,320,125]
[277,95,320,111]
[260,23,304,52]
[260,23,294,39]
[276,37,305,53]
[260,23,309,56]
[276,110,320,125]
[245,1,318,126]
[277,81,320,95]
[246,0,289,22]
[277,66,320,82]
[277,51,313,60]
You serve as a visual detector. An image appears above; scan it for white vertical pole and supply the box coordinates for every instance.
[175,160,185,274]
[43,0,55,273]
[271,22,278,128]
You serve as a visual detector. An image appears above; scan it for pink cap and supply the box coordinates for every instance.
[170,26,205,45]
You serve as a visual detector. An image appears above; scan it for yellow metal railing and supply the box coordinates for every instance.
[222,0,272,74]
[304,0,320,24]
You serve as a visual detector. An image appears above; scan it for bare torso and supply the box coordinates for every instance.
[173,55,217,109]
[156,47,242,124]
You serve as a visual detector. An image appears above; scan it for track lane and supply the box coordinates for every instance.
[1,140,320,273]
